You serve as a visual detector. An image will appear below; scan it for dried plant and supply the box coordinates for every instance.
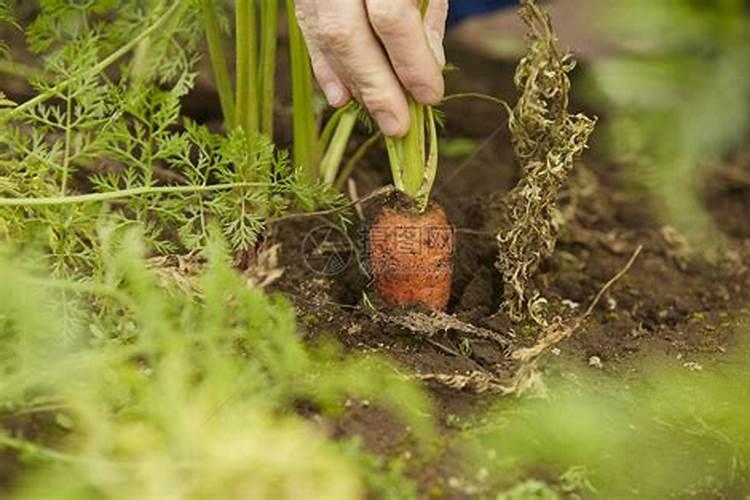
[496,0,597,322]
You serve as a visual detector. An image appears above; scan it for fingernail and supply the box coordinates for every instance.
[374,111,403,137]
[322,83,345,107]
[427,30,446,67]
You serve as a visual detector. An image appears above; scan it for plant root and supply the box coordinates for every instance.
[415,246,642,396]
[495,0,596,322]
[375,309,514,347]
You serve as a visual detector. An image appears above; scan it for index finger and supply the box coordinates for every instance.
[308,0,412,136]
[365,0,445,105]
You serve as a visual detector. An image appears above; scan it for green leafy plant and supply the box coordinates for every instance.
[0,1,340,275]
[0,229,431,499]
[463,335,750,498]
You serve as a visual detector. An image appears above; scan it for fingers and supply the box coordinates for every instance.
[308,44,351,108]
[294,0,449,137]
[297,0,411,136]
[424,0,448,68]
[365,0,445,105]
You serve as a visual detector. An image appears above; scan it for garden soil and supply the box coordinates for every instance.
[271,45,750,498]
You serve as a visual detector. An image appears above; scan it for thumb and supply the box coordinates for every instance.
[424,0,448,67]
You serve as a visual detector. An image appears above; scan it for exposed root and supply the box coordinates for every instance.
[376,310,514,347]
[414,371,508,394]
[417,246,642,396]
[415,363,548,397]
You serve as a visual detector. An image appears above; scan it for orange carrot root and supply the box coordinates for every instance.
[368,202,454,311]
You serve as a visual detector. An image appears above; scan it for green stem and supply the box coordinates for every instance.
[259,0,279,137]
[0,433,75,464]
[2,1,183,121]
[61,89,73,194]
[318,103,356,152]
[320,109,357,185]
[416,106,439,210]
[0,182,272,207]
[403,101,426,196]
[385,137,405,192]
[334,132,382,190]
[443,92,512,112]
[201,0,235,129]
[236,0,259,138]
[286,0,318,178]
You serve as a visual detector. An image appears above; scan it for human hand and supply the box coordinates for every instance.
[294,0,448,137]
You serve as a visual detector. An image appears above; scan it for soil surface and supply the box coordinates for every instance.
[271,44,750,498]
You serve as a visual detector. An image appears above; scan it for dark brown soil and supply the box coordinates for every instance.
[271,44,750,498]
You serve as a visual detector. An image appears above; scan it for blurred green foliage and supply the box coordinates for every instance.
[464,336,750,498]
[0,229,431,499]
[590,0,750,241]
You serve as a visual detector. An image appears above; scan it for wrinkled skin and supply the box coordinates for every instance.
[294,0,448,137]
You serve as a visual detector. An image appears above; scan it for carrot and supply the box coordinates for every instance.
[368,198,454,311]
[367,0,446,310]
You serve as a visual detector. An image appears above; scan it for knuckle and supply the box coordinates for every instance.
[315,18,357,50]
[360,88,399,114]
[399,71,428,91]
[367,0,408,33]
[397,66,444,100]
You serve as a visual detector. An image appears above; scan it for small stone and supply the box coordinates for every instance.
[588,355,603,369]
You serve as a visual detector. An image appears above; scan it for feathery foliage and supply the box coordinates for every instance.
[0,0,15,58]
[0,0,343,276]
[0,230,431,499]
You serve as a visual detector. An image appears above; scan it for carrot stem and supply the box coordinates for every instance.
[236,0,259,138]
[201,0,235,130]
[334,131,382,190]
[259,0,278,138]
[285,0,319,178]
[383,0,439,210]
[321,109,357,185]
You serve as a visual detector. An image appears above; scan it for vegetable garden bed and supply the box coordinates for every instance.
[1,1,749,499]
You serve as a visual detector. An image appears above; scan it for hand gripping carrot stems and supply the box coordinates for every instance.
[368,0,453,311]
